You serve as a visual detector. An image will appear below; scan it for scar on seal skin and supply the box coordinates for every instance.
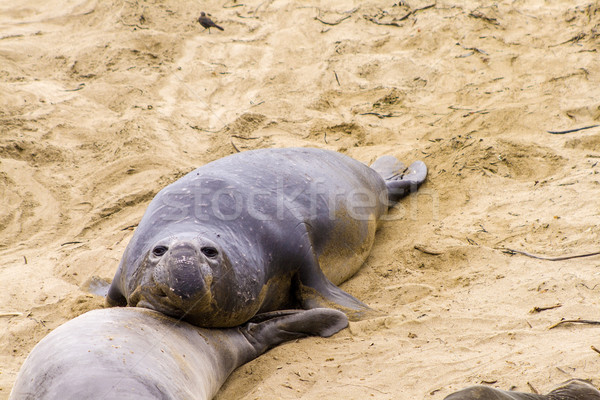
[9,307,347,400]
[107,147,427,327]
[444,379,600,400]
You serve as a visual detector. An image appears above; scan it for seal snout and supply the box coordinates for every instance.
[152,240,214,302]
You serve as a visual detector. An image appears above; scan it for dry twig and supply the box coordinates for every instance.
[527,382,539,395]
[223,1,244,8]
[550,32,586,47]
[549,319,600,329]
[414,245,443,255]
[314,14,352,26]
[0,312,22,317]
[231,135,260,140]
[547,124,599,134]
[230,139,241,153]
[61,241,83,246]
[468,11,499,25]
[529,304,562,313]
[501,248,600,261]
[359,112,397,119]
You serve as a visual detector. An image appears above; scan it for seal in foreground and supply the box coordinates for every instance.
[10,307,347,399]
[444,379,600,400]
[107,147,427,327]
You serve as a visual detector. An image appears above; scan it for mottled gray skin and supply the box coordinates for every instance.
[107,147,427,327]
[10,307,348,400]
[444,380,600,400]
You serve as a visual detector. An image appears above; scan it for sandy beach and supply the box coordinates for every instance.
[1,0,600,398]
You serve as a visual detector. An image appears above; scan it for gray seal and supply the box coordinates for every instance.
[107,147,427,327]
[9,307,347,399]
[444,379,600,400]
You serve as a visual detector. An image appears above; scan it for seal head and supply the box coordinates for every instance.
[115,232,262,327]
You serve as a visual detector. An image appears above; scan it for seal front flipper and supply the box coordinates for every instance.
[106,284,127,307]
[242,308,348,355]
[370,155,427,204]
[296,262,377,321]
[105,264,127,307]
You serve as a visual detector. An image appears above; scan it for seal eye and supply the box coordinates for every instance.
[201,247,218,258]
[152,246,168,257]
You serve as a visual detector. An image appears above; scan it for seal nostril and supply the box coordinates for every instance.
[153,245,168,257]
[201,247,218,258]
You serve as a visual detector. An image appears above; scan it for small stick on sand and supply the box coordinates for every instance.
[530,304,562,313]
[527,382,539,395]
[223,1,244,9]
[0,312,23,317]
[549,319,600,330]
[547,124,599,134]
[359,112,396,119]
[364,15,402,27]
[501,248,600,261]
[231,135,260,140]
[480,379,498,384]
[230,139,241,153]
[414,245,443,255]
[314,14,352,26]
[119,19,148,30]
[468,11,499,25]
[591,345,600,355]
[549,32,586,47]
[61,241,83,246]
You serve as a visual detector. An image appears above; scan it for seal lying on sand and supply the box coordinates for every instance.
[107,147,427,327]
[10,307,347,400]
[444,379,600,400]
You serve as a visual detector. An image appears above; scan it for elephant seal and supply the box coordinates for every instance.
[444,379,600,400]
[107,147,427,327]
[10,307,347,399]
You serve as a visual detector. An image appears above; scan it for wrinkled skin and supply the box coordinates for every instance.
[444,380,600,400]
[107,147,427,327]
[10,307,348,400]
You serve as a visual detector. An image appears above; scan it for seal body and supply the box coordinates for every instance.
[9,307,347,400]
[107,147,427,327]
[444,380,600,400]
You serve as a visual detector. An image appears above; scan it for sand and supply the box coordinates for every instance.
[1,0,600,398]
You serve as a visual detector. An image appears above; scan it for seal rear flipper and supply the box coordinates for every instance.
[370,155,427,204]
[241,308,348,355]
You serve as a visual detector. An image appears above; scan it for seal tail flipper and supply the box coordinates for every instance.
[241,308,348,355]
[370,155,427,204]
